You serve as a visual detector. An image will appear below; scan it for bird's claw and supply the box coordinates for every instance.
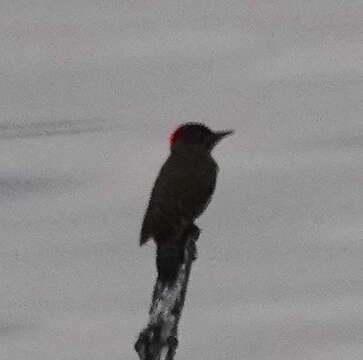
[188,224,201,241]
[189,239,198,261]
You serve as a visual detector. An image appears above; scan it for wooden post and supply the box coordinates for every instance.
[135,229,199,359]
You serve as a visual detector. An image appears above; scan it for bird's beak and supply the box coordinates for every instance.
[213,129,234,144]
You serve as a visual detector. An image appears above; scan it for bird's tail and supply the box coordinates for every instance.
[156,243,184,284]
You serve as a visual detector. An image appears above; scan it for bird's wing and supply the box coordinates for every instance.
[154,154,217,221]
[140,154,217,246]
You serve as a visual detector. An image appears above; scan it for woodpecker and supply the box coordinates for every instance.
[140,122,234,283]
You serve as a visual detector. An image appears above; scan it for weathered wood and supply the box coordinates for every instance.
[135,229,199,360]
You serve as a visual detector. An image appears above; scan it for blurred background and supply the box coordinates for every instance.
[1,1,363,359]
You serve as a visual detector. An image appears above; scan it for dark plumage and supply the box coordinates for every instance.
[140,123,233,282]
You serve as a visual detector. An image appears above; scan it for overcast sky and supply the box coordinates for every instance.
[1,1,363,359]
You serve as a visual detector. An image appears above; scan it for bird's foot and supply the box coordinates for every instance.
[189,240,198,261]
[187,224,200,261]
[181,224,200,261]
[187,223,201,241]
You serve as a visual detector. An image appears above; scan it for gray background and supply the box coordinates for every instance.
[1,1,363,359]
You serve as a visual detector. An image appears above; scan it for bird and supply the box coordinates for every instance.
[140,122,234,283]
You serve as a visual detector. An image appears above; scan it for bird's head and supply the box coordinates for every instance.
[170,122,234,153]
